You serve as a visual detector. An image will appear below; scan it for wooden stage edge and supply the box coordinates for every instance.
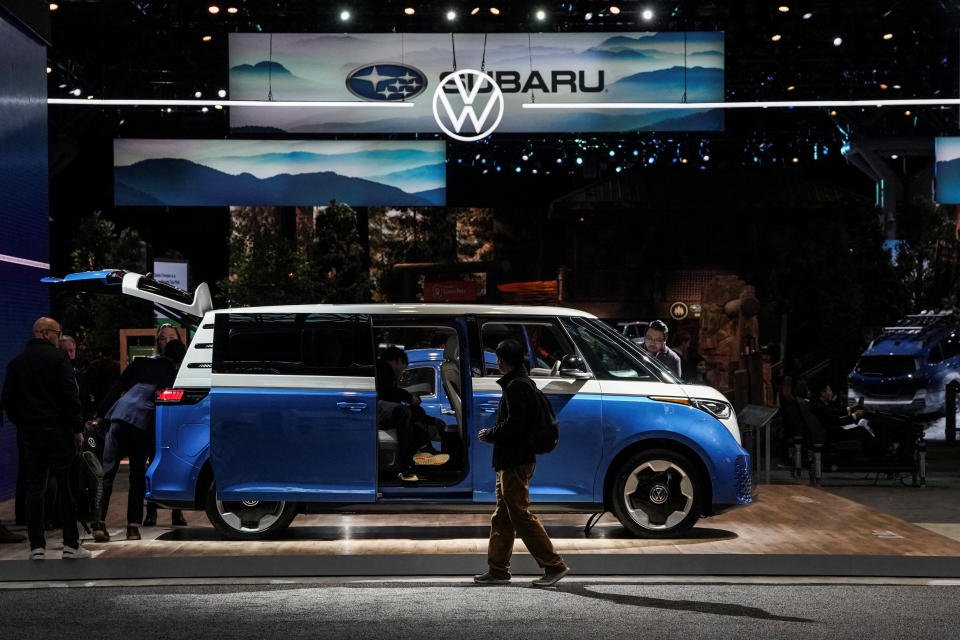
[2,484,960,581]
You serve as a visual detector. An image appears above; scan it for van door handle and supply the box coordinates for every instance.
[336,402,368,412]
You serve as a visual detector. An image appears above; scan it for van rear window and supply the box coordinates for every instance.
[854,355,916,376]
[212,313,374,376]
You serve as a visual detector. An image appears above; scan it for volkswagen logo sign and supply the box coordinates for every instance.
[432,69,504,142]
[346,63,428,101]
[649,483,669,505]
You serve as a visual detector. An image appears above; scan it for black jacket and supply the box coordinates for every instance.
[97,355,178,418]
[485,367,537,471]
[375,359,414,405]
[2,338,83,453]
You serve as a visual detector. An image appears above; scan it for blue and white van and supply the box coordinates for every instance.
[46,270,752,540]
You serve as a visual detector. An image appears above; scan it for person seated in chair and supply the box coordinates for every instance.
[376,346,449,482]
[809,381,875,456]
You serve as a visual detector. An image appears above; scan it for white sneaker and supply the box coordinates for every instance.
[62,545,92,559]
[29,547,45,561]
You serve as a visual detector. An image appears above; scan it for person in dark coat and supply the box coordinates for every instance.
[375,346,448,483]
[93,334,180,541]
[1,317,91,559]
[474,338,569,587]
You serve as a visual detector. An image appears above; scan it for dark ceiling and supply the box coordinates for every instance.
[31,0,960,287]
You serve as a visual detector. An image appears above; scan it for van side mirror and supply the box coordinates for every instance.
[559,354,592,379]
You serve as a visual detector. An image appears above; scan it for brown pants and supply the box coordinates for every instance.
[487,463,567,577]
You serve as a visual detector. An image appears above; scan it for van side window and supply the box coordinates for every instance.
[479,319,575,376]
[212,313,374,376]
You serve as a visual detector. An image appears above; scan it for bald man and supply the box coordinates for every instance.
[2,317,90,559]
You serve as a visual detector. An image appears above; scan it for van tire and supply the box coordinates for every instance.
[610,449,702,538]
[205,482,297,540]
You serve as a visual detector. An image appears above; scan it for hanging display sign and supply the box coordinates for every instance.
[229,32,724,135]
[113,139,445,206]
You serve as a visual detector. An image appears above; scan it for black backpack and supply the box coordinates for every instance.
[516,378,560,454]
[69,449,104,533]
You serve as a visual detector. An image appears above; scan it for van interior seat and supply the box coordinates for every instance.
[440,334,463,437]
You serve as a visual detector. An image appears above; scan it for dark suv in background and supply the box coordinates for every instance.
[848,311,960,417]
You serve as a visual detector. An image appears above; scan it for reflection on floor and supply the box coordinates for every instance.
[3,482,960,562]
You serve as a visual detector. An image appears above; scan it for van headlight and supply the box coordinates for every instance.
[648,396,733,420]
[691,398,733,420]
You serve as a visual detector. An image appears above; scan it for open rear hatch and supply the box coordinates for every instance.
[42,269,213,328]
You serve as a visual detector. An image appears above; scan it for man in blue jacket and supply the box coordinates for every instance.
[474,338,569,587]
[2,317,90,559]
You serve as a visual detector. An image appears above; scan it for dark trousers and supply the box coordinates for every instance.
[101,420,150,525]
[377,402,430,473]
[486,463,566,577]
[24,447,79,550]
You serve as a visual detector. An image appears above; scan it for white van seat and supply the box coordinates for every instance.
[440,335,463,435]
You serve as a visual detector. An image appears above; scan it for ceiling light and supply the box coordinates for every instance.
[339,10,351,21]
[208,5,220,14]
[786,85,795,91]
[802,12,813,19]
[45,66,51,74]
[609,5,621,14]
[470,7,480,15]
[71,88,81,96]
[879,83,888,90]
[893,84,902,89]
[833,36,843,46]
[883,33,894,40]
[214,104,224,110]
[49,3,58,10]
[202,35,213,42]
[489,7,500,15]
[404,7,415,15]
[447,9,457,20]
[778,5,789,12]
[194,91,202,98]
[585,12,593,20]
[227,6,238,14]
[771,34,782,42]
[641,9,653,21]
[218,89,227,98]
[904,110,911,116]
[535,8,546,21]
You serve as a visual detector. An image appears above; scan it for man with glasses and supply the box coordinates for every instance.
[2,317,91,559]
[643,319,682,378]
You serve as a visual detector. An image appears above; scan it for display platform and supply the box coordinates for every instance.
[2,481,960,581]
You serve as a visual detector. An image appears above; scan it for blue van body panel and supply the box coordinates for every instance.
[470,387,604,503]
[209,386,377,502]
[598,395,751,505]
[147,397,211,502]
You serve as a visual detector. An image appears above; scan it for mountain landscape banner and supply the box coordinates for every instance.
[935,137,960,204]
[114,139,446,207]
[228,32,724,134]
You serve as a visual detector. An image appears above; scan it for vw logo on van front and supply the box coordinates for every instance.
[346,63,427,101]
[432,69,504,142]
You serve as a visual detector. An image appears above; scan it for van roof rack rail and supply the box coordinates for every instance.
[880,310,955,336]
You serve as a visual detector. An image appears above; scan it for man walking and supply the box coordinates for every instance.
[474,338,569,587]
[2,317,91,559]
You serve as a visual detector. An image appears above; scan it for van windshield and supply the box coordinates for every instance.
[855,355,917,376]
[565,317,680,383]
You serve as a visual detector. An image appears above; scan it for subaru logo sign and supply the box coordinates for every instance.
[346,64,428,101]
